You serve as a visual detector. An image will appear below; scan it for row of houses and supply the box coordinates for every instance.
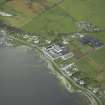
[60,62,85,86]
[42,43,74,60]
[23,34,39,44]
[60,63,79,77]
[77,21,101,32]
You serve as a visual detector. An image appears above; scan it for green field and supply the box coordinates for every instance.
[22,0,105,36]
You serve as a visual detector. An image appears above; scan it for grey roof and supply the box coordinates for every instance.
[79,35,104,48]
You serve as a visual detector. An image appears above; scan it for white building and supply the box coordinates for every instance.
[0,11,12,17]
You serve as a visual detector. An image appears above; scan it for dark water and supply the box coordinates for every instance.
[0,47,89,105]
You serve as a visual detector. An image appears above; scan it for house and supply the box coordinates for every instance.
[79,80,85,85]
[43,43,74,60]
[0,11,12,17]
[53,44,63,53]
[60,63,79,77]
[45,40,51,44]
[93,88,100,94]
[79,35,104,48]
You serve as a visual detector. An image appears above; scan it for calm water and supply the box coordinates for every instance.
[0,47,89,105]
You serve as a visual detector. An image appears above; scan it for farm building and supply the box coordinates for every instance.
[79,35,104,48]
[42,43,74,60]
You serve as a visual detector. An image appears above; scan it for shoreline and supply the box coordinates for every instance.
[7,34,103,105]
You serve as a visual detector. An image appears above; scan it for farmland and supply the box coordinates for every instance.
[0,0,61,27]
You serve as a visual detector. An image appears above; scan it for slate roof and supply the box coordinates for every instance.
[79,35,104,48]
